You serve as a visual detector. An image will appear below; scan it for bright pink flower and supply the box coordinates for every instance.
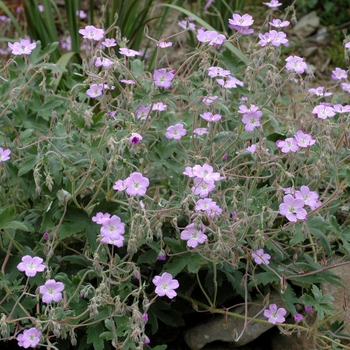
[8,39,36,55]
[333,104,350,114]
[276,138,299,153]
[124,172,150,196]
[153,68,175,89]
[264,304,286,324]
[153,272,179,298]
[39,279,65,303]
[294,313,303,323]
[76,10,87,19]
[230,25,254,35]
[17,328,42,348]
[178,19,196,31]
[86,83,105,98]
[0,147,11,162]
[152,102,167,111]
[100,215,125,247]
[79,25,104,41]
[285,56,308,74]
[17,256,46,277]
[165,123,187,140]
[305,305,313,313]
[195,198,222,218]
[180,223,207,247]
[279,194,307,222]
[342,83,350,94]
[113,180,126,192]
[252,249,271,265]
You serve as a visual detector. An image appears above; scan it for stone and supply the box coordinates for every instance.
[293,11,320,38]
[184,290,289,350]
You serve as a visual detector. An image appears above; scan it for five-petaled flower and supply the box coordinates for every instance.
[252,249,271,265]
[165,123,187,140]
[0,147,11,162]
[39,279,65,303]
[285,56,308,74]
[17,328,42,348]
[264,304,286,324]
[8,39,36,55]
[279,195,307,222]
[17,255,46,277]
[153,272,179,299]
[153,68,175,89]
[180,223,207,247]
[124,172,150,196]
[119,48,140,57]
[79,25,104,41]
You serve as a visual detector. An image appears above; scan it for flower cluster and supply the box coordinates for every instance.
[194,198,222,218]
[312,102,350,119]
[238,104,263,132]
[258,30,289,47]
[276,130,315,153]
[183,164,222,198]
[180,223,207,248]
[113,172,150,197]
[197,28,226,47]
[308,86,333,97]
[92,212,126,247]
[279,185,320,222]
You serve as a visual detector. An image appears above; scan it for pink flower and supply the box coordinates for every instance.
[0,147,11,162]
[113,180,126,192]
[294,313,303,323]
[102,38,117,47]
[79,25,104,41]
[285,56,308,74]
[17,256,46,277]
[94,57,113,68]
[216,76,244,88]
[130,133,142,145]
[119,48,140,57]
[305,305,313,313]
[100,215,125,247]
[264,304,286,324]
[92,212,111,224]
[331,67,347,81]
[136,105,151,120]
[269,19,290,28]
[345,42,350,50]
[195,198,222,218]
[120,79,135,84]
[178,19,196,31]
[197,29,226,47]
[276,138,299,153]
[17,328,42,348]
[308,86,332,97]
[229,14,254,27]
[279,194,307,222]
[39,279,65,303]
[8,39,36,55]
[295,186,319,208]
[333,104,350,114]
[202,95,218,104]
[262,0,282,7]
[242,111,262,132]
[246,144,257,153]
[76,10,87,19]
[165,123,187,140]
[208,66,231,78]
[180,223,207,247]
[192,164,221,183]
[258,30,289,47]
[252,249,271,265]
[153,68,175,89]
[152,102,167,111]
[230,26,254,35]
[294,130,315,147]
[200,112,222,122]
[191,177,216,198]
[312,103,335,119]
[153,272,179,298]
[157,41,173,48]
[124,172,150,196]
[86,83,105,98]
[193,128,208,136]
[342,83,350,94]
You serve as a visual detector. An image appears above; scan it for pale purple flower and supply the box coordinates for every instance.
[197,29,226,47]
[252,249,271,265]
[79,25,104,41]
[279,194,307,222]
[17,256,46,277]
[258,32,274,47]
[331,67,347,81]
[17,328,42,348]
[130,133,142,145]
[294,130,316,147]
[152,102,167,111]
[216,75,244,88]
[345,42,350,50]
[246,144,257,153]
[195,198,222,218]
[8,39,36,55]
[208,66,231,78]
[342,83,350,94]
[136,105,151,120]
[120,79,135,84]
[264,304,286,324]
[124,172,150,196]
[333,104,350,114]
[242,111,262,132]
[183,166,196,177]
[285,56,308,74]
[200,112,222,122]
[119,48,140,57]
[283,187,295,195]
[100,215,125,247]
[193,128,208,136]
[263,0,282,7]
[153,272,179,299]
[308,86,332,97]
[204,0,215,10]
[60,36,72,50]
[180,223,207,247]
[107,111,116,117]
[165,123,187,140]
[305,305,313,313]
[76,10,87,19]
[202,95,218,104]
[153,68,175,89]
[92,212,111,224]
[191,177,216,198]
[294,313,303,323]
[38,4,44,12]
[230,26,254,35]
[39,279,65,303]
[102,38,117,48]
[276,138,299,153]
[94,57,113,68]
[178,20,196,31]
[295,186,318,208]
[193,164,221,183]
[312,103,335,119]
[157,251,167,261]
[271,31,289,46]
[0,147,11,162]
[269,19,290,28]
[142,313,148,323]
[157,41,173,48]
[229,14,254,27]
[0,15,11,22]
[86,83,105,98]
[238,104,259,114]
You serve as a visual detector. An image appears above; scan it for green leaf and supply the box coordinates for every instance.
[164,255,190,277]
[0,208,15,230]
[187,254,207,274]
[87,323,105,350]
[18,155,38,176]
